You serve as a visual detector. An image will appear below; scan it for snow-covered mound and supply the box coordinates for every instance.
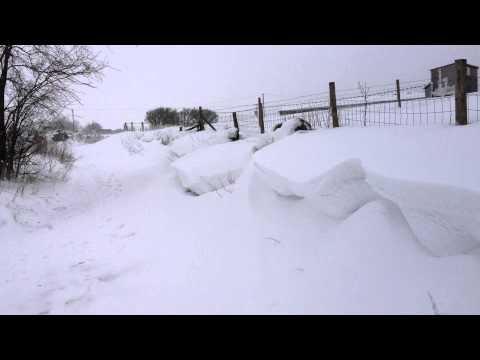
[248,118,313,152]
[169,129,239,158]
[254,124,480,191]
[254,158,380,219]
[369,173,480,257]
[253,124,480,257]
[169,120,314,195]
[272,118,312,141]
[171,139,256,195]
[121,134,145,154]
[151,127,184,145]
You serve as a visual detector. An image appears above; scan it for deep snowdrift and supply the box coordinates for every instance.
[2,124,480,314]
[170,119,313,195]
[171,139,257,195]
[169,129,238,158]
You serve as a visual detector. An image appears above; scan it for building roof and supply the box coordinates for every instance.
[430,61,479,71]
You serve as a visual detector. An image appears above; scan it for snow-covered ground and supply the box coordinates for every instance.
[1,123,480,314]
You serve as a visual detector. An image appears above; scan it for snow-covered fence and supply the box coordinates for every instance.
[123,121,154,132]
[213,77,480,133]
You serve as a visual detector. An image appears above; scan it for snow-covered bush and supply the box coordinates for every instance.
[18,139,76,182]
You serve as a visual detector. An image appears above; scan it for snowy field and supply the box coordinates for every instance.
[1,122,480,314]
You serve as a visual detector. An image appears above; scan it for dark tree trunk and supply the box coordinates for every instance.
[6,125,18,180]
[0,46,12,180]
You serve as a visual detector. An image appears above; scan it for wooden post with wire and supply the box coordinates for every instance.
[455,59,468,125]
[141,122,144,132]
[199,107,216,131]
[329,82,339,128]
[198,107,205,131]
[396,79,401,108]
[258,97,265,134]
[131,122,134,131]
[232,112,239,130]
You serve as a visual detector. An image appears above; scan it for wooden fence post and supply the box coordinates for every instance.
[130,122,134,131]
[396,79,401,108]
[232,112,239,130]
[455,59,468,125]
[198,107,205,131]
[258,97,265,134]
[329,82,339,128]
[199,107,216,131]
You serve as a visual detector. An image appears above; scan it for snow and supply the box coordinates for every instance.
[171,138,257,195]
[2,123,480,314]
[272,118,310,140]
[169,128,238,158]
[368,173,480,257]
[253,124,480,191]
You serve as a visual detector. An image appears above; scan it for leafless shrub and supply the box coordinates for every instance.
[0,45,106,181]
[358,81,370,127]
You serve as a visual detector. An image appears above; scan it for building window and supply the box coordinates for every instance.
[467,67,471,76]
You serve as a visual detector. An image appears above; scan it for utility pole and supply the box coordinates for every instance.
[71,109,75,132]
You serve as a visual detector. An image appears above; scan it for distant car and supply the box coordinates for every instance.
[52,130,69,142]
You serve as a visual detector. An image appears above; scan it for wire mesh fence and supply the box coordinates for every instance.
[214,81,480,134]
[127,77,480,134]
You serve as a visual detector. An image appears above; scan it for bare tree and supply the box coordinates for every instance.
[0,45,106,180]
[358,81,369,127]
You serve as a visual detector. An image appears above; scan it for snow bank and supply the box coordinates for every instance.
[254,124,480,192]
[272,118,311,141]
[171,139,256,195]
[121,134,144,154]
[369,173,480,257]
[253,125,480,256]
[254,158,379,219]
[169,129,239,158]
[151,127,184,145]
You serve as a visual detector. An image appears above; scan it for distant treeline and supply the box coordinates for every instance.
[145,107,218,128]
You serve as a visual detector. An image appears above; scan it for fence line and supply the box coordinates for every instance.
[215,75,480,132]
[127,66,480,133]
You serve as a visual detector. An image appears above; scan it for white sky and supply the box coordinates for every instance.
[70,45,480,129]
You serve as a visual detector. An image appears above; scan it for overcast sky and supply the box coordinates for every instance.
[70,45,480,129]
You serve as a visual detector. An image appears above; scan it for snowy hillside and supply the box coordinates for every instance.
[1,124,480,314]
